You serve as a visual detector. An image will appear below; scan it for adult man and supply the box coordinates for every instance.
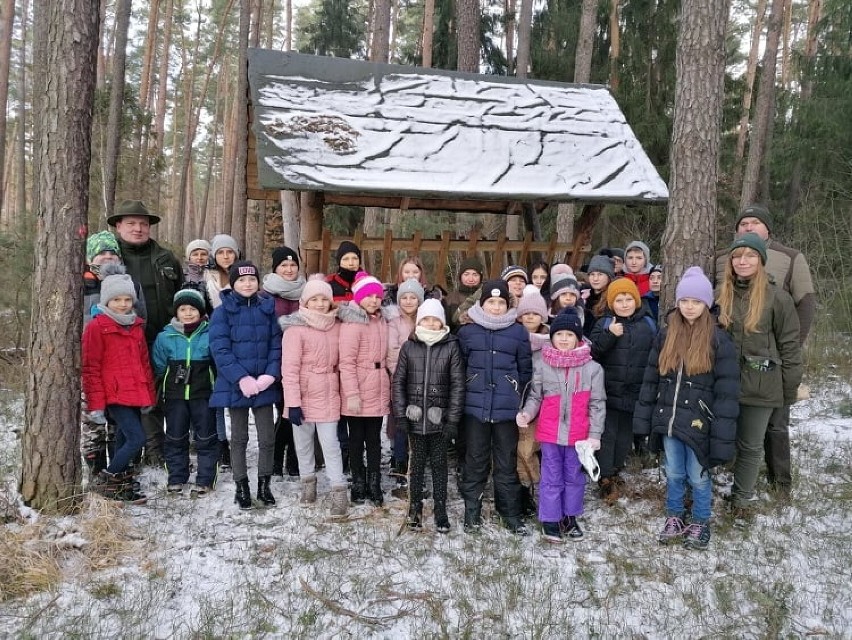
[715,203,815,499]
[109,199,184,464]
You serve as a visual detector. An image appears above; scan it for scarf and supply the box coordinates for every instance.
[542,342,592,369]
[336,268,358,285]
[298,306,338,332]
[96,304,137,327]
[467,303,517,330]
[262,273,306,300]
[415,325,449,346]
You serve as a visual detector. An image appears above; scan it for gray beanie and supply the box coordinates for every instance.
[100,274,137,305]
[397,278,425,305]
[211,234,239,257]
[586,254,615,279]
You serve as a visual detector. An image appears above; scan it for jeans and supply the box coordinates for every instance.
[214,407,227,441]
[538,442,585,521]
[460,417,522,521]
[106,405,146,474]
[293,421,346,487]
[229,405,276,482]
[732,404,775,505]
[663,436,711,522]
[163,398,218,487]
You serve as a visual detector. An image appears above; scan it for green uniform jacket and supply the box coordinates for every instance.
[727,280,802,408]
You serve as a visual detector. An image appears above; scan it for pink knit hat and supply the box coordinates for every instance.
[352,271,384,304]
[515,284,548,321]
[300,274,333,306]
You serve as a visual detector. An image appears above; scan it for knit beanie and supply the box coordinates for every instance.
[549,274,580,301]
[500,265,528,283]
[397,278,425,305]
[606,278,641,308]
[609,248,625,261]
[271,245,300,271]
[480,279,511,306]
[211,234,239,257]
[550,307,583,342]
[650,263,663,275]
[229,260,260,287]
[625,240,651,271]
[300,273,334,305]
[336,240,362,264]
[515,284,548,320]
[586,254,615,279]
[729,232,767,265]
[416,298,446,326]
[736,204,773,233]
[459,256,484,278]
[173,288,206,316]
[550,263,573,282]
[86,231,122,263]
[352,271,384,304]
[185,239,212,261]
[675,266,713,307]
[100,274,137,305]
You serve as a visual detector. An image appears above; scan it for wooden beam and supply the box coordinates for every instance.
[302,236,583,255]
[568,203,604,270]
[323,192,547,214]
[301,191,324,274]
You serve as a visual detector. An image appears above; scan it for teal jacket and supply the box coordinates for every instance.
[152,319,215,401]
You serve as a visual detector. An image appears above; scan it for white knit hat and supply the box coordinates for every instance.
[416,299,446,326]
[185,239,212,261]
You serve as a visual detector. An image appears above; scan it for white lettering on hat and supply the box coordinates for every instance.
[238,266,256,276]
[491,288,501,297]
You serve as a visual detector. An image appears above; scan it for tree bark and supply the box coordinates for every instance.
[662,0,728,312]
[102,0,132,219]
[735,0,767,162]
[421,0,434,67]
[23,0,100,512]
[371,0,391,63]
[231,0,250,248]
[608,0,620,91]
[134,0,159,190]
[0,0,16,220]
[515,0,532,78]
[456,0,479,72]
[780,0,793,89]
[575,0,597,83]
[285,0,292,51]
[281,190,301,251]
[15,0,27,221]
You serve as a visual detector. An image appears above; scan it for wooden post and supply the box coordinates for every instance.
[320,228,332,274]
[436,230,451,291]
[569,203,603,270]
[493,231,507,278]
[301,190,324,274]
[519,231,532,267]
[381,229,393,281]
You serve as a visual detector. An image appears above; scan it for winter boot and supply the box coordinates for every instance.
[503,517,530,536]
[520,484,537,519]
[367,472,384,507]
[257,475,276,507]
[330,485,349,518]
[463,500,482,533]
[682,521,711,550]
[350,465,367,504]
[541,521,563,544]
[658,516,686,544]
[407,501,423,530]
[234,478,252,510]
[561,516,584,540]
[219,439,231,470]
[90,470,125,499]
[434,501,450,534]
[300,475,318,505]
[599,477,619,505]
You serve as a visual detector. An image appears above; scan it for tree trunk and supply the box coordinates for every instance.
[575,0,597,83]
[662,0,728,313]
[231,0,250,248]
[780,0,793,89]
[421,0,434,67]
[15,0,27,221]
[0,0,16,220]
[735,0,767,162]
[504,0,514,75]
[515,0,532,78]
[371,0,391,63]
[456,0,479,72]
[285,0,292,51]
[740,0,782,208]
[608,0,620,91]
[134,0,159,189]
[95,0,107,88]
[363,206,383,273]
[281,190,301,251]
[23,0,100,512]
[102,0,132,219]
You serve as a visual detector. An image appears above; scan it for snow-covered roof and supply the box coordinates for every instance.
[247,50,669,205]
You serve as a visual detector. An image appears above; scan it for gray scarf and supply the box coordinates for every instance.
[96,304,137,326]
[262,273,306,300]
[467,303,517,330]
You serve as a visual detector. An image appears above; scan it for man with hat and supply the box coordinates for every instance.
[110,199,184,465]
[715,203,815,500]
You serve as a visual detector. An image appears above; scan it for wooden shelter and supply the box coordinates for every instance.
[246,50,669,286]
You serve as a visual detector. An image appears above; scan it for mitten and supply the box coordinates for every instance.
[288,407,304,426]
[86,410,107,425]
[239,376,259,398]
[346,395,361,414]
[427,407,443,425]
[256,374,276,392]
[443,422,458,440]
[405,404,423,422]
[516,412,530,428]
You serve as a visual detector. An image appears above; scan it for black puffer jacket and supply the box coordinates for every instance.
[633,325,740,469]
[590,306,657,412]
[392,332,466,435]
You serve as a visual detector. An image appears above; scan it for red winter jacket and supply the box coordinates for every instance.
[82,314,156,411]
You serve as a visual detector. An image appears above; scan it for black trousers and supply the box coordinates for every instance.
[459,416,522,520]
[409,432,448,506]
[597,408,633,479]
[348,416,383,475]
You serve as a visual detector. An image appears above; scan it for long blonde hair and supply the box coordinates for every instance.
[717,250,769,334]
[658,307,715,376]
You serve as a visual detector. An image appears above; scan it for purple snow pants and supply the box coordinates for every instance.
[538,442,585,522]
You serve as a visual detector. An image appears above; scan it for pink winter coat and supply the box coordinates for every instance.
[280,309,341,423]
[385,305,415,376]
[338,302,391,417]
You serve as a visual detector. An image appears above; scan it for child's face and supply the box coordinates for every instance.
[359,293,382,314]
[177,304,201,324]
[188,249,209,266]
[233,275,259,297]
[216,248,237,270]
[460,269,481,287]
[612,255,624,274]
[91,251,121,269]
[398,292,419,316]
[107,294,134,315]
[678,298,707,325]
[552,330,578,351]
[506,276,526,298]
[625,249,646,274]
[275,259,299,281]
[418,316,443,331]
[339,252,360,272]
[588,272,609,292]
[482,296,508,316]
[520,312,542,333]
[400,262,421,282]
[557,291,577,308]
[612,293,637,318]
[649,272,662,292]
[305,295,331,313]
[531,268,547,288]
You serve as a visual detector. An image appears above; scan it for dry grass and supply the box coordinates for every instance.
[0,522,64,601]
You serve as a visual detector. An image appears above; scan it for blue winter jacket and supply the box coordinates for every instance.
[151,319,215,401]
[458,320,532,423]
[208,290,282,408]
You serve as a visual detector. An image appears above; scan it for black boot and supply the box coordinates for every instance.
[520,484,537,519]
[407,501,423,529]
[368,472,384,507]
[464,500,482,533]
[434,501,450,534]
[350,460,367,504]
[219,439,231,470]
[234,478,252,510]
[257,475,276,506]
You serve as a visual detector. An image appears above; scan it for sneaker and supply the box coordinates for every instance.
[560,516,584,540]
[190,484,211,498]
[658,516,686,544]
[682,522,711,550]
[541,521,563,544]
[167,484,184,494]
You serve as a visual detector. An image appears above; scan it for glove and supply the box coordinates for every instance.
[577,438,601,451]
[443,422,458,440]
[239,376,260,398]
[288,407,304,426]
[516,412,530,428]
[85,410,107,425]
[346,395,361,414]
[256,374,276,392]
[405,405,423,422]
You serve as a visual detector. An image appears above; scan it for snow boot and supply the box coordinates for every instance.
[300,475,317,505]
[599,477,619,505]
[330,485,349,518]
[218,439,231,470]
[434,501,450,534]
[407,501,423,530]
[234,478,253,510]
[350,465,367,504]
[367,471,384,507]
[257,475,276,506]
[658,516,686,544]
[463,500,482,533]
[520,484,537,519]
[541,521,563,544]
[561,516,583,540]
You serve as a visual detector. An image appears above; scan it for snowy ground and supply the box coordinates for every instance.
[0,375,850,638]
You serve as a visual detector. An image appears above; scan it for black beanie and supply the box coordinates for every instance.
[550,307,583,342]
[336,241,361,264]
[480,279,511,306]
[272,246,300,271]
[229,260,260,287]
[459,256,484,278]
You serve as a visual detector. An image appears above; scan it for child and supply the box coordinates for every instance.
[392,299,465,532]
[338,271,391,506]
[209,261,282,510]
[634,267,740,548]
[623,240,652,295]
[517,308,605,543]
[82,273,155,502]
[152,288,218,496]
[280,276,349,517]
[457,279,533,535]
[528,261,550,298]
[548,270,582,320]
[183,239,212,304]
[326,240,362,302]
[589,278,656,504]
[646,264,663,321]
[582,254,614,338]
[501,265,528,303]
[206,234,239,309]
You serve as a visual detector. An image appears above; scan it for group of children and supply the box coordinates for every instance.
[81,231,803,550]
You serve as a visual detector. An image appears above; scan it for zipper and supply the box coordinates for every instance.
[184,332,193,401]
[667,364,684,437]
[421,343,431,430]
